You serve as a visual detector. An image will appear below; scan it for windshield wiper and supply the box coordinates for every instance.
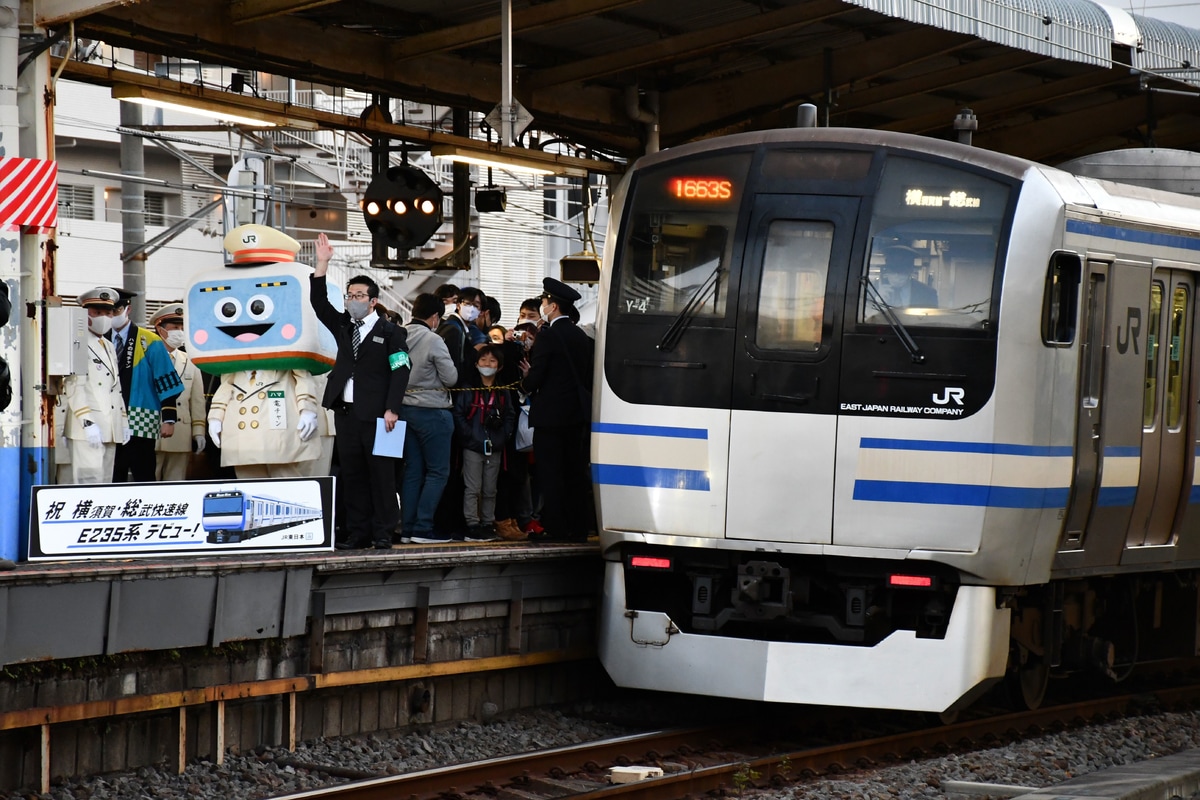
[861,275,926,364]
[657,263,723,352]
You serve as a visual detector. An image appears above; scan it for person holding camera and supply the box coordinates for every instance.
[453,344,517,542]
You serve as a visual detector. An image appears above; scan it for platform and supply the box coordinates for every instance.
[0,540,605,793]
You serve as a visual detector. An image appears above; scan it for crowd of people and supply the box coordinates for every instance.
[58,234,596,549]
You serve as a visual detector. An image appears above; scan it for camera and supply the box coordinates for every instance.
[484,407,503,430]
[513,330,525,340]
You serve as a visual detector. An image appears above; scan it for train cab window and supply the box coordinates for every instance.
[1042,253,1081,345]
[615,152,752,319]
[858,157,1010,329]
[755,220,832,352]
[1144,282,1163,428]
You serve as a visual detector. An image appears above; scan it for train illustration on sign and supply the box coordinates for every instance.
[201,489,323,544]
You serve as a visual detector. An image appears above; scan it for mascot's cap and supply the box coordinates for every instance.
[78,286,120,309]
[149,302,184,327]
[223,224,302,265]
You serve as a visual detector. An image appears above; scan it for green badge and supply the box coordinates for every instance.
[389,351,411,371]
[267,390,284,398]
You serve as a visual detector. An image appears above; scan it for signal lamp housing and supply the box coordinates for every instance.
[362,165,444,251]
[475,188,507,213]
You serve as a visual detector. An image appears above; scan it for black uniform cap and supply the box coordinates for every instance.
[542,277,581,304]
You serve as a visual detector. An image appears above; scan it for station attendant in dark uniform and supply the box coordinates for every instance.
[518,277,594,542]
[310,233,411,550]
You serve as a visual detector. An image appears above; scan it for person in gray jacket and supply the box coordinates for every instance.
[400,293,460,543]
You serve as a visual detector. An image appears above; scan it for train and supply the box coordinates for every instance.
[592,127,1200,715]
[201,489,322,543]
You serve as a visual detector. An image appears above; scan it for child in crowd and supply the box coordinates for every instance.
[453,345,517,541]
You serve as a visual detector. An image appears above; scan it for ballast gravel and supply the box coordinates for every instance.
[17,703,1200,800]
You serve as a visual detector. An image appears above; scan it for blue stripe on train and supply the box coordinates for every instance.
[592,422,708,439]
[1067,219,1200,252]
[852,480,1071,508]
[592,464,711,491]
[859,438,1073,457]
[852,481,1138,508]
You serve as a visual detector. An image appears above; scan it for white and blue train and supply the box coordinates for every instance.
[594,127,1200,714]
[201,489,322,544]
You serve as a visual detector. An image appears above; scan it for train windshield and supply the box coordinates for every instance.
[617,152,753,320]
[203,495,243,515]
[859,157,1010,330]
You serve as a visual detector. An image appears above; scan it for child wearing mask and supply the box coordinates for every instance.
[453,344,517,542]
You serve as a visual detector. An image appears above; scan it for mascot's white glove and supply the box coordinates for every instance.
[84,423,103,449]
[208,418,222,448]
[297,409,318,442]
[122,425,132,445]
[193,434,207,453]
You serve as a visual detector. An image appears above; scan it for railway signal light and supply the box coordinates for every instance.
[362,166,443,252]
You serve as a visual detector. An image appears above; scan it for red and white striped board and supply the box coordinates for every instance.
[0,157,57,232]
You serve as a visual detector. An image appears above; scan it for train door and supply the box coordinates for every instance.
[1059,259,1108,550]
[1056,259,1149,571]
[726,195,858,543]
[1127,267,1195,549]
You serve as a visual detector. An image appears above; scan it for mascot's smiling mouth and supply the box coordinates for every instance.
[218,323,274,342]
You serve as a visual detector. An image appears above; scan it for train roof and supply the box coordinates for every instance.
[628,127,1040,181]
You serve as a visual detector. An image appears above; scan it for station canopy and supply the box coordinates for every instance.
[44,0,1200,169]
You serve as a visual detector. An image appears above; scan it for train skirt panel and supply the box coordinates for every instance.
[598,561,1009,712]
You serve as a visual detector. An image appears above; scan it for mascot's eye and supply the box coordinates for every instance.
[216,297,242,322]
[246,294,274,321]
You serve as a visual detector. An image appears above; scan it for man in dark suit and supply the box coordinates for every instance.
[311,234,411,550]
[519,277,594,542]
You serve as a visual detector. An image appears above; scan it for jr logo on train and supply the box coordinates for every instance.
[201,490,322,544]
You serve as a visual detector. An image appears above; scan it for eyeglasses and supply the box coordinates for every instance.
[344,292,371,301]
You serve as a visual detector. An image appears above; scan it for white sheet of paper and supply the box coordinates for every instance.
[372,418,407,458]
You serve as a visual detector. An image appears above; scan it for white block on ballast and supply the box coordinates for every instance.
[609,766,664,784]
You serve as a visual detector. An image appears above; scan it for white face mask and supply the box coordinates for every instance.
[460,304,480,323]
[88,315,112,336]
[478,365,498,377]
[164,329,187,349]
[539,304,552,323]
[111,309,128,330]
[444,303,458,318]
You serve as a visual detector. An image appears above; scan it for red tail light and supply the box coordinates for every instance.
[888,574,933,588]
[630,556,672,570]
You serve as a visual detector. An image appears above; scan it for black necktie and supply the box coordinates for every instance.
[351,320,362,360]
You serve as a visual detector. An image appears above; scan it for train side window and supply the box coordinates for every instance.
[1041,253,1081,345]
[614,152,752,319]
[1081,272,1106,408]
[1144,282,1164,429]
[755,220,832,352]
[1166,286,1188,430]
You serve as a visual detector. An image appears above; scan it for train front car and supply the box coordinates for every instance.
[594,128,1068,714]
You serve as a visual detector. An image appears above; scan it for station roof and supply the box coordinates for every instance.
[46,0,1200,169]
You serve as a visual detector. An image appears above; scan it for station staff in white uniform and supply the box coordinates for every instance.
[151,303,206,481]
[63,287,130,483]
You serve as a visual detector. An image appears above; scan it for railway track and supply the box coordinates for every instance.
[271,680,1200,800]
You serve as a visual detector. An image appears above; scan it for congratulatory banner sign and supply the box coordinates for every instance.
[29,477,334,560]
